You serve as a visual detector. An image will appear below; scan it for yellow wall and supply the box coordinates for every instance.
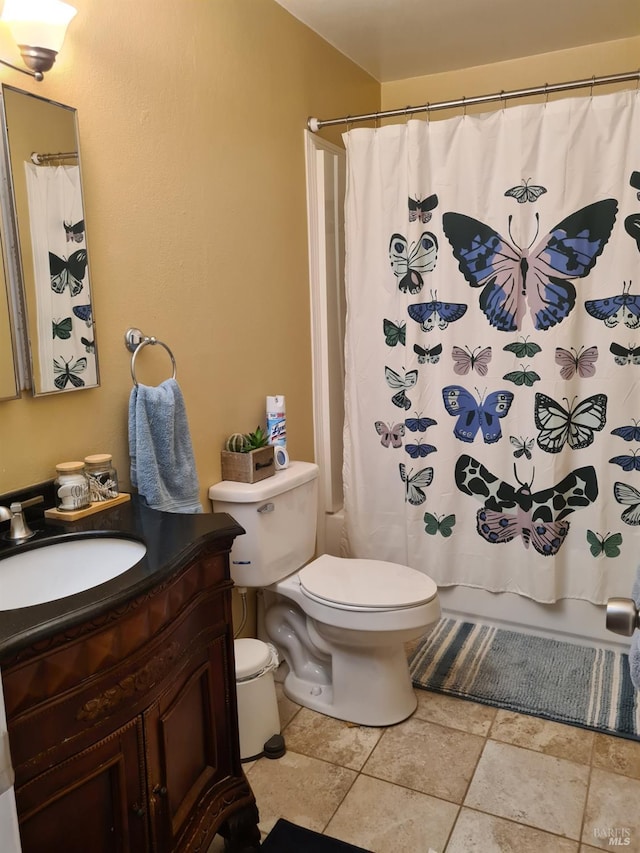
[382,36,640,117]
[0,0,379,499]
[0,2,637,508]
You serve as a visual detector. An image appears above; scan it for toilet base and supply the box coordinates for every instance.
[281,640,418,727]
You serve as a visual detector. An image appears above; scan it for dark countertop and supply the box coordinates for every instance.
[0,496,245,658]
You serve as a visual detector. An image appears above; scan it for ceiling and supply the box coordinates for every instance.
[274,0,640,83]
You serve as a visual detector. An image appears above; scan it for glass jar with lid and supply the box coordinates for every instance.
[84,454,119,501]
[55,462,91,511]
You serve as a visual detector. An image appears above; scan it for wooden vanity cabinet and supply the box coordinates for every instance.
[0,537,260,853]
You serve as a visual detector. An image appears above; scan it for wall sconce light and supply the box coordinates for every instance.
[0,0,77,81]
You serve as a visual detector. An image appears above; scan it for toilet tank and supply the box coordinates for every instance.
[208,461,319,588]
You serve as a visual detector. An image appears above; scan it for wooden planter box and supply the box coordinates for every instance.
[220,446,275,484]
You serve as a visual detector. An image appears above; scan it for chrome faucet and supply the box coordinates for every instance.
[0,495,44,543]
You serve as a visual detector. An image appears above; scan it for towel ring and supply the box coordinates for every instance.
[125,328,177,386]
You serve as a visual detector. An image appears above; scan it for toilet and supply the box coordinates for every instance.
[209,461,440,726]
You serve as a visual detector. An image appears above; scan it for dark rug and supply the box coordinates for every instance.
[261,819,371,852]
[409,618,640,741]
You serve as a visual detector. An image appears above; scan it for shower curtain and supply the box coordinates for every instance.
[25,163,97,393]
[343,89,640,604]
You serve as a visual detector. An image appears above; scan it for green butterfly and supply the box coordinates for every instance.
[424,512,456,537]
[503,337,542,359]
[503,365,540,387]
[383,319,406,347]
[586,530,623,558]
[52,317,72,340]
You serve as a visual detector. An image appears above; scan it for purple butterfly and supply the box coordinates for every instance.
[442,386,513,444]
[442,200,618,331]
[375,421,404,448]
[455,454,598,556]
[554,345,598,379]
[452,345,492,376]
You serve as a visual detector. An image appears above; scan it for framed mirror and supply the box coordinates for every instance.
[1,85,99,396]
[0,133,21,400]
[0,244,20,400]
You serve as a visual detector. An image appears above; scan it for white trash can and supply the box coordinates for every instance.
[234,638,282,761]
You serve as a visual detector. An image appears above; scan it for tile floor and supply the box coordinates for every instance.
[212,682,640,853]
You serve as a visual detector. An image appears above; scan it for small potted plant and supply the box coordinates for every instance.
[221,425,275,483]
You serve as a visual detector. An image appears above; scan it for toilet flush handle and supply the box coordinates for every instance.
[257,502,274,514]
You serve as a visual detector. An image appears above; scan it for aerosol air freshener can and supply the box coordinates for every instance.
[266,395,286,446]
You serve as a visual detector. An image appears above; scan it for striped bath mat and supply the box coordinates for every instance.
[408,619,640,741]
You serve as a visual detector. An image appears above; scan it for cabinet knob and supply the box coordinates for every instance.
[153,784,168,797]
[131,803,145,818]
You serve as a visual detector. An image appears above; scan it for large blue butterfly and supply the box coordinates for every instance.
[442,386,513,444]
[442,200,618,332]
[585,282,640,329]
[407,292,467,332]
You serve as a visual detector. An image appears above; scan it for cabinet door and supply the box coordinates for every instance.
[145,635,233,853]
[15,717,148,853]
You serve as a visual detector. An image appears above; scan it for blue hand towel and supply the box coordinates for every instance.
[128,378,202,513]
[630,565,640,691]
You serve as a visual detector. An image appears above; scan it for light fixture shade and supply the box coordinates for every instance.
[1,0,77,54]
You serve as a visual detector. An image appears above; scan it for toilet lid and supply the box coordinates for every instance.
[298,555,437,610]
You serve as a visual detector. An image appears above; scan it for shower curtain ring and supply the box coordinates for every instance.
[404,105,411,123]
[500,90,506,111]
[346,114,353,132]
[544,83,549,106]
[590,75,595,98]
[462,96,467,117]
[425,103,430,123]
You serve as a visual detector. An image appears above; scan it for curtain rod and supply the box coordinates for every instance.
[30,150,78,165]
[307,69,640,132]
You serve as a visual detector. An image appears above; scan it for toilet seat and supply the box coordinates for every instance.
[298,555,437,611]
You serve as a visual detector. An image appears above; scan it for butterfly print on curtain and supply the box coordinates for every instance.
[504,179,547,204]
[554,346,598,379]
[455,454,598,556]
[424,512,456,537]
[389,232,438,294]
[534,393,607,453]
[407,292,467,332]
[451,345,492,376]
[442,386,513,444]
[442,199,618,332]
[586,530,622,557]
[408,194,438,223]
[585,281,640,329]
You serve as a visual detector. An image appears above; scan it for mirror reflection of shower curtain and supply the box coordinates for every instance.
[343,89,640,605]
[24,163,97,393]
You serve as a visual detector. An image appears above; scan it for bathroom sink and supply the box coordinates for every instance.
[0,537,147,611]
